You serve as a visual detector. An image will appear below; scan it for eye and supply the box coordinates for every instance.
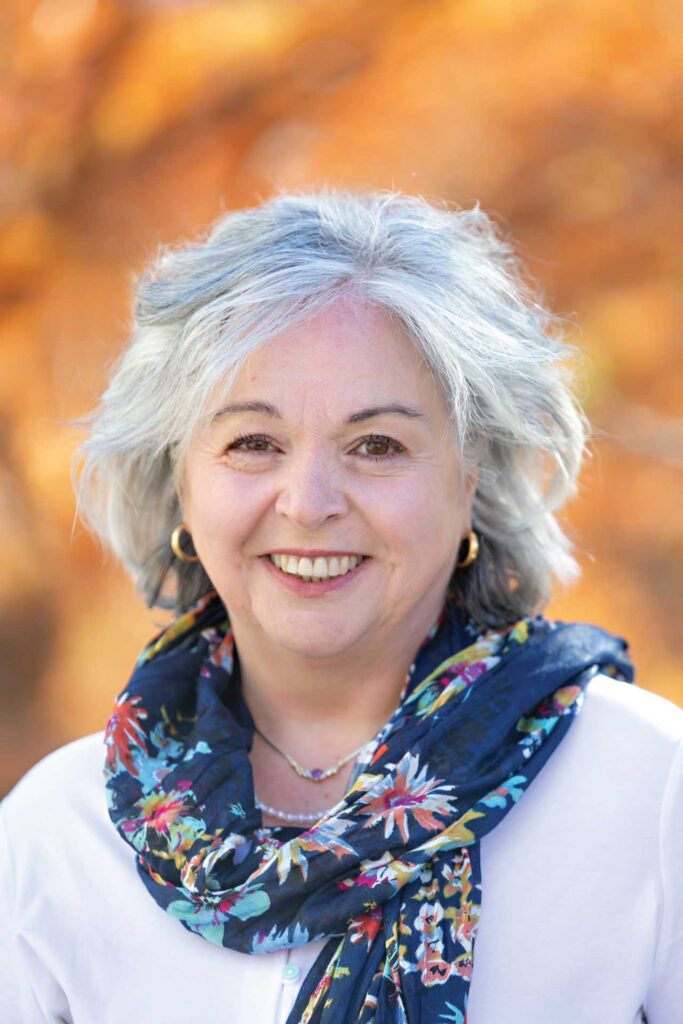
[224,433,279,454]
[353,434,406,461]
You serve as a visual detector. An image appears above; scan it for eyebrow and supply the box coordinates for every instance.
[211,401,425,425]
[211,401,281,423]
[346,403,425,424]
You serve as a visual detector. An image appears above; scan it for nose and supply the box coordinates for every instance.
[274,448,349,530]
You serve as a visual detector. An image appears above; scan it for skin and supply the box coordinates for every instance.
[181,298,477,820]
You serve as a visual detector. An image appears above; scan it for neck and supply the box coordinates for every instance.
[230,601,446,755]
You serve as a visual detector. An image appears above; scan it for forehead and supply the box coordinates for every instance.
[227,300,440,406]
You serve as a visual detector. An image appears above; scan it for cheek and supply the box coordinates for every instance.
[185,471,269,553]
[363,474,463,557]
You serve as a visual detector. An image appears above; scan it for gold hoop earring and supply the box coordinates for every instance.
[456,529,479,569]
[170,522,200,563]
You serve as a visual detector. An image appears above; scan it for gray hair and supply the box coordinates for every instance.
[75,190,587,626]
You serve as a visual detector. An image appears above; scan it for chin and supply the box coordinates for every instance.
[264,612,369,660]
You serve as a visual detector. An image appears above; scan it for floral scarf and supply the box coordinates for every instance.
[103,591,632,1023]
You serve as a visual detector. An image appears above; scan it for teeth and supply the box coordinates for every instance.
[269,553,363,581]
[312,557,327,579]
[298,556,313,577]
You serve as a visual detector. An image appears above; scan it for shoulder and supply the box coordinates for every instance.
[580,674,683,757]
[2,732,108,838]
[4,731,106,799]
[482,676,683,888]
[553,674,683,796]
[488,675,683,853]
[1,730,142,930]
[517,674,683,834]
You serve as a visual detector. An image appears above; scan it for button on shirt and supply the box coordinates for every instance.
[1,677,682,1024]
[281,962,301,984]
[277,954,313,1024]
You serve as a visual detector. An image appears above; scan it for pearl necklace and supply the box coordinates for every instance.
[255,795,334,824]
[253,728,374,823]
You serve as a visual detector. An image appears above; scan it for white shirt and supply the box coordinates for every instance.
[1,676,682,1024]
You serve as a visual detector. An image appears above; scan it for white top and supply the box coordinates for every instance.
[1,676,682,1024]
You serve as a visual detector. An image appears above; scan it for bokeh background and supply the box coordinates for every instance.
[1,0,681,796]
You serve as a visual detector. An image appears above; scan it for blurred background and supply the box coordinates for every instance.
[1,0,681,796]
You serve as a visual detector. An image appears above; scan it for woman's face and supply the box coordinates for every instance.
[182,300,477,661]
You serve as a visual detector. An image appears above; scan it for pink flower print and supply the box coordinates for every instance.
[357,752,457,843]
[131,789,187,834]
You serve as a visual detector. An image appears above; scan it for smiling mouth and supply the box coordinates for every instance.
[268,553,367,582]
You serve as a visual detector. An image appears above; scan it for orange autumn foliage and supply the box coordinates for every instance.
[0,0,680,793]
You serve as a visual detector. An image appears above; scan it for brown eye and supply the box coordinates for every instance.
[355,435,405,461]
[225,434,276,453]
[365,438,391,457]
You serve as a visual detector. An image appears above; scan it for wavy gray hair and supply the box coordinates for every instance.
[75,190,587,625]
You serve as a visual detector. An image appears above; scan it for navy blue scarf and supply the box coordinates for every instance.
[103,592,632,1023]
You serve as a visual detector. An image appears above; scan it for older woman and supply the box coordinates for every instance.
[1,191,681,1024]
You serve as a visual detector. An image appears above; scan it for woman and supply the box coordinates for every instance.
[1,191,680,1024]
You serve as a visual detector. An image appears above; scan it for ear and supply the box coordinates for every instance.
[463,465,479,508]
